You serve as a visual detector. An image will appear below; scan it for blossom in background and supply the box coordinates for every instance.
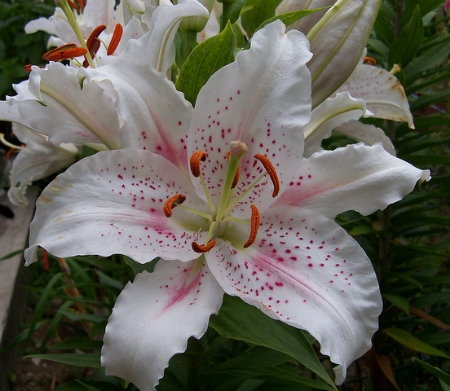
[0,0,208,204]
[23,22,429,390]
[277,0,412,156]
[5,124,78,206]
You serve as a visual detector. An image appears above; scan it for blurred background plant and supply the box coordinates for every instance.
[1,0,449,390]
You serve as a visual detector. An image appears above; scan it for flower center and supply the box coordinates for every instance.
[163,141,280,253]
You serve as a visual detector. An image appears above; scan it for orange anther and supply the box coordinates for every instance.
[42,43,87,62]
[190,150,207,177]
[163,194,186,217]
[86,25,106,52]
[254,154,280,197]
[24,64,33,72]
[192,238,217,253]
[77,0,85,10]
[363,56,377,66]
[244,204,260,248]
[67,0,78,10]
[107,24,123,56]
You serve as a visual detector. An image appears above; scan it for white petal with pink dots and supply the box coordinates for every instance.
[25,149,206,265]
[275,143,430,219]
[187,21,312,214]
[206,206,382,385]
[102,259,223,391]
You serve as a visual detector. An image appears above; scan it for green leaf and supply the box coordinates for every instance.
[383,328,450,358]
[383,294,410,314]
[176,22,236,106]
[389,5,423,67]
[50,337,103,351]
[25,353,102,369]
[414,358,450,387]
[235,379,265,391]
[59,310,107,323]
[241,0,282,37]
[255,8,327,34]
[27,272,64,339]
[229,0,247,25]
[76,381,103,391]
[123,255,159,275]
[405,35,450,78]
[96,270,123,290]
[209,295,336,389]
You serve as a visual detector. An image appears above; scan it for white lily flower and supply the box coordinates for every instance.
[23,22,428,390]
[25,0,119,46]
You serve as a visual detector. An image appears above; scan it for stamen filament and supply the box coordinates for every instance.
[175,204,212,221]
[244,204,260,248]
[254,154,280,197]
[222,171,266,217]
[57,0,96,68]
[192,238,216,253]
[0,133,25,150]
[163,194,186,217]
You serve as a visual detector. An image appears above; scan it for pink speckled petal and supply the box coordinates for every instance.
[88,64,192,174]
[102,259,223,391]
[207,206,382,385]
[336,64,414,127]
[274,143,429,219]
[187,21,312,216]
[25,149,208,265]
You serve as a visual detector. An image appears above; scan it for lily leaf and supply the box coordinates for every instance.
[176,22,235,106]
[209,295,336,389]
[384,328,450,358]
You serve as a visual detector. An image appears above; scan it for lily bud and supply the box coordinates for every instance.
[307,0,382,108]
[179,0,213,32]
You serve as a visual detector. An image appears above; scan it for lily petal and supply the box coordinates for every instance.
[119,0,209,72]
[82,0,116,34]
[336,63,414,127]
[308,0,382,107]
[8,124,78,206]
[24,149,206,265]
[304,92,367,157]
[274,143,430,219]
[87,64,192,174]
[207,206,382,385]
[188,21,311,214]
[6,63,122,150]
[102,259,223,391]
[334,120,396,155]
